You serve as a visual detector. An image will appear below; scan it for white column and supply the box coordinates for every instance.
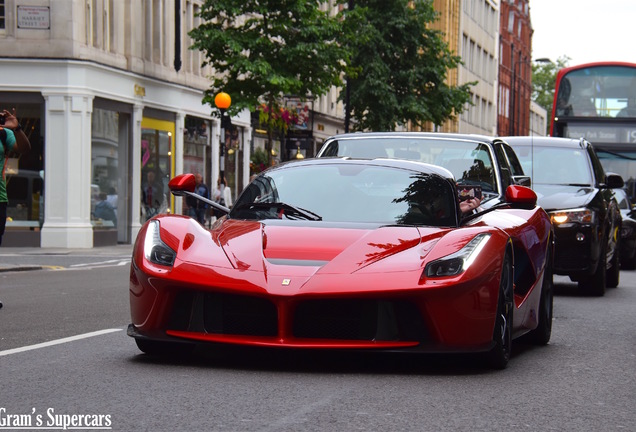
[130,103,144,241]
[40,92,95,248]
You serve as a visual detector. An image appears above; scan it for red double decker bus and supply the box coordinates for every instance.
[550,61,636,200]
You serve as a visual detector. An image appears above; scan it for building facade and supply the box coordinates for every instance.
[496,0,532,136]
[529,100,547,136]
[430,0,500,135]
[0,0,540,248]
[457,0,500,135]
[0,0,253,248]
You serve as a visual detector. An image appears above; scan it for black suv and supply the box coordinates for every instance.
[505,136,623,296]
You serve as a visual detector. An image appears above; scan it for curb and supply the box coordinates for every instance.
[0,265,43,273]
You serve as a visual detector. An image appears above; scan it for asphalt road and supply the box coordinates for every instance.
[0,258,635,432]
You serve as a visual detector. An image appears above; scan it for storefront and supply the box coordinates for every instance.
[1,59,251,248]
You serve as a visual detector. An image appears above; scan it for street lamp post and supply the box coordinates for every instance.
[510,57,551,136]
[214,92,231,182]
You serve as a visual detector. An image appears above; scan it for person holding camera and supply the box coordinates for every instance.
[1,108,31,245]
[0,108,31,309]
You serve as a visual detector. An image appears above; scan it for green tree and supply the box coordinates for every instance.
[189,0,351,163]
[532,56,570,133]
[341,0,473,131]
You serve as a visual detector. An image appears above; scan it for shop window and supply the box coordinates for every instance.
[141,117,175,221]
[1,99,44,228]
[183,116,210,215]
[91,109,120,227]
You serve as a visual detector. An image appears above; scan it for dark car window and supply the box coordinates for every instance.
[587,144,607,184]
[502,143,525,176]
[492,143,512,190]
[232,164,458,227]
[513,145,593,186]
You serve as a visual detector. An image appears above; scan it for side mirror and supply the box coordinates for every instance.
[168,173,196,196]
[604,173,624,189]
[505,185,537,208]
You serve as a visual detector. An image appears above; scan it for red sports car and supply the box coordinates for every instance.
[128,158,553,369]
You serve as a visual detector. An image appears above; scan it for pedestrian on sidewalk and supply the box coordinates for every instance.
[1,108,31,246]
[0,108,32,309]
[186,172,210,225]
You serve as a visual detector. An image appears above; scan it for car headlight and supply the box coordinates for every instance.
[550,208,596,225]
[424,233,491,277]
[144,220,176,267]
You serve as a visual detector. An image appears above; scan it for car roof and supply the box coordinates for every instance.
[501,135,588,149]
[272,154,455,180]
[325,131,502,144]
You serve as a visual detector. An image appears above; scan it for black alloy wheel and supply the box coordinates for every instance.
[488,252,514,369]
[527,243,553,345]
[606,233,620,288]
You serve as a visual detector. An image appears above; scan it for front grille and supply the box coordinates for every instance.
[168,291,278,336]
[293,299,428,342]
[203,292,278,336]
[554,245,589,271]
[168,292,428,343]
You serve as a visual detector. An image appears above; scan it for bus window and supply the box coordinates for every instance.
[551,62,636,201]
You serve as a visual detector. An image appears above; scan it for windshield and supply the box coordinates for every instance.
[319,137,497,194]
[232,163,458,227]
[555,65,636,118]
[512,145,593,186]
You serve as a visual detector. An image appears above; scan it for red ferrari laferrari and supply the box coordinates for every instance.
[128,157,553,368]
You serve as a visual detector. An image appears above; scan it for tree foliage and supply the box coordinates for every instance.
[189,1,351,164]
[341,0,473,131]
[189,0,350,118]
[189,0,472,138]
[532,56,570,133]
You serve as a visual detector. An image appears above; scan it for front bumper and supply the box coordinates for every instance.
[129,261,502,354]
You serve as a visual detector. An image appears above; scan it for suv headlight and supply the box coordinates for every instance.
[424,233,491,277]
[550,208,595,225]
[144,220,176,267]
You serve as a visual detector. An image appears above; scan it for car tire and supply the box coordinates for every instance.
[527,244,553,345]
[135,338,195,357]
[606,237,620,289]
[579,243,607,297]
[487,252,513,369]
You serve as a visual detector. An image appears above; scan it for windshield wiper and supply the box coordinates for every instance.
[236,202,322,221]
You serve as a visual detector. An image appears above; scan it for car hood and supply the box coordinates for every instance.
[532,184,596,211]
[208,220,447,276]
[151,216,499,296]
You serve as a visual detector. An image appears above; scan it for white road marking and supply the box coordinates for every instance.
[70,259,131,268]
[0,328,123,357]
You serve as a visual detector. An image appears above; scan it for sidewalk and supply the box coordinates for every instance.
[0,244,134,273]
